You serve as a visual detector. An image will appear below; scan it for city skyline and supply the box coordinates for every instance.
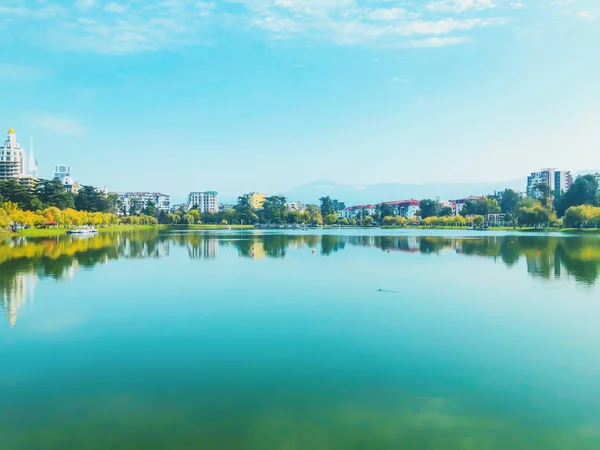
[1,0,599,197]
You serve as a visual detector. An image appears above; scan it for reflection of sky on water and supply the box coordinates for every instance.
[2,230,600,328]
[1,230,600,448]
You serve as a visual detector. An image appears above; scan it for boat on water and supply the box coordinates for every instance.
[67,226,98,235]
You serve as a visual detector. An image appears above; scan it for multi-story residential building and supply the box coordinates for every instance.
[438,199,456,215]
[527,169,573,199]
[54,165,71,182]
[453,196,483,215]
[248,192,266,209]
[340,204,378,219]
[187,191,219,213]
[0,127,38,187]
[377,200,421,219]
[117,192,170,215]
[332,200,346,211]
[171,203,187,213]
[62,176,80,194]
[287,201,306,212]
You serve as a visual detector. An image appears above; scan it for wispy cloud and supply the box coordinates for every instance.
[405,36,470,48]
[426,0,495,13]
[0,0,517,53]
[576,10,596,20]
[30,113,84,135]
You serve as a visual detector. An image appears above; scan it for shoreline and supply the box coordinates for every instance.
[3,224,600,239]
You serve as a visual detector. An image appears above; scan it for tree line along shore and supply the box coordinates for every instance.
[1,175,600,236]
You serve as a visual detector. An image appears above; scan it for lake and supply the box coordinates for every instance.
[1,229,600,449]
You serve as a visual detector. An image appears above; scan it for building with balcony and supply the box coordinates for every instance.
[527,169,573,199]
[452,196,483,215]
[287,201,306,212]
[0,127,38,187]
[187,191,219,213]
[116,192,170,215]
[248,192,266,209]
[340,204,378,219]
[54,165,71,182]
[377,199,421,219]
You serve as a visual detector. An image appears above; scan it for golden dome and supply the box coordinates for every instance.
[8,127,15,134]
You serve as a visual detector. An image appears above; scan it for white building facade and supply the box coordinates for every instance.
[54,165,71,182]
[187,191,219,213]
[117,192,171,215]
[527,169,573,199]
[0,127,38,184]
[287,201,306,212]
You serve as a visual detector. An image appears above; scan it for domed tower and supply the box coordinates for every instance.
[0,127,27,182]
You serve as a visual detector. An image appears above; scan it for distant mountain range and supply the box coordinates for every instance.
[281,179,525,205]
[281,171,600,205]
[174,170,599,207]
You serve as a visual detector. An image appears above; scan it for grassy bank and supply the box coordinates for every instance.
[9,224,161,238]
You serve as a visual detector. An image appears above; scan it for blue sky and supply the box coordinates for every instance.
[1,0,599,198]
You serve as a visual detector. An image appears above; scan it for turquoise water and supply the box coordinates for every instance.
[1,229,600,449]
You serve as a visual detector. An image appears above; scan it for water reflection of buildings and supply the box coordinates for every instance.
[187,239,219,260]
[2,232,600,328]
[0,273,38,327]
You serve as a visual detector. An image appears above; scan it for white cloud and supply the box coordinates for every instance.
[75,0,96,11]
[426,0,495,13]
[576,10,596,20]
[368,8,407,21]
[0,0,511,53]
[405,36,470,47]
[30,113,84,135]
[104,3,126,14]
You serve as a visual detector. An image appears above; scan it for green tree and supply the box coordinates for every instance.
[517,203,554,228]
[262,195,288,225]
[557,175,599,217]
[129,197,140,215]
[377,203,395,220]
[306,204,322,225]
[36,178,74,210]
[235,194,257,224]
[75,186,109,212]
[142,199,156,216]
[462,197,501,216]
[564,206,587,229]
[324,213,338,225]
[362,216,374,226]
[438,206,453,217]
[287,211,300,225]
[418,199,439,219]
[500,189,520,215]
[319,196,335,216]
[533,183,552,208]
[0,180,36,210]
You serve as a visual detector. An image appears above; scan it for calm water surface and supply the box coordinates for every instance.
[1,229,600,449]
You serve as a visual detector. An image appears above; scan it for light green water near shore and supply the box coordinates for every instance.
[1,229,600,449]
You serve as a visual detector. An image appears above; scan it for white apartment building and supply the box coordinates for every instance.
[54,165,71,182]
[117,192,171,215]
[187,191,219,213]
[0,127,38,185]
[527,169,573,199]
[287,201,306,212]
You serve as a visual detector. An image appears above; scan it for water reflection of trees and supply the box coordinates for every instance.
[2,232,600,326]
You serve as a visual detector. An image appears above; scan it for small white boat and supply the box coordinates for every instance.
[67,226,98,235]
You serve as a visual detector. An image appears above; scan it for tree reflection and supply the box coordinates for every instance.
[2,231,600,327]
